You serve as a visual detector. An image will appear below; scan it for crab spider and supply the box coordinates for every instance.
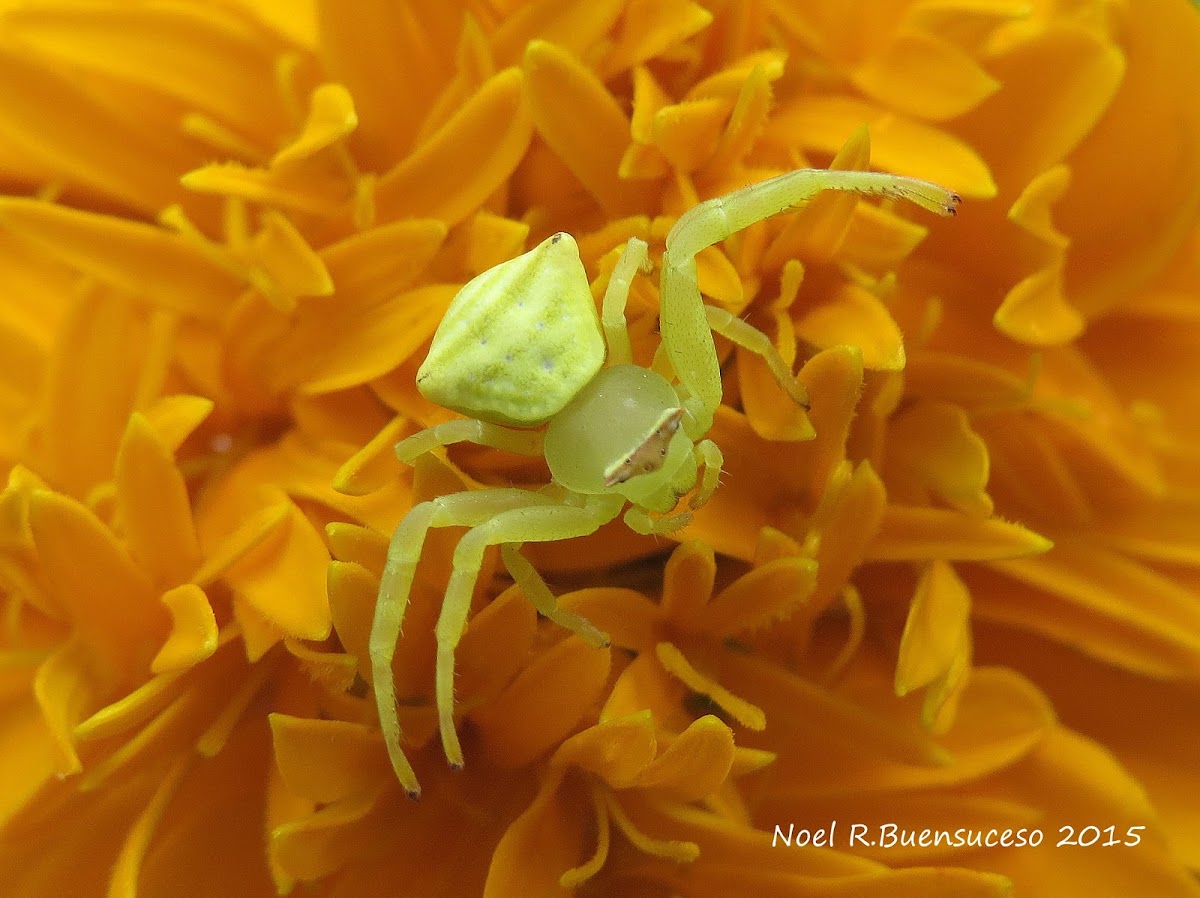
[370,168,959,797]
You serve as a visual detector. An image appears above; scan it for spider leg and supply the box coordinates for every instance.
[601,237,650,367]
[500,543,609,647]
[395,418,543,465]
[659,170,959,435]
[372,488,551,798]
[690,439,723,510]
[704,304,809,410]
[434,493,625,768]
[623,505,692,535]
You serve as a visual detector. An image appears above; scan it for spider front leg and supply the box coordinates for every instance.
[434,492,626,768]
[600,237,650,368]
[372,487,557,798]
[659,169,961,434]
[395,418,543,465]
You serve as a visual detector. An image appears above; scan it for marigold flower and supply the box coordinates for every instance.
[1,0,1199,896]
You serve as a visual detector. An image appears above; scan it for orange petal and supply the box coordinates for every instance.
[269,714,390,804]
[697,556,817,636]
[659,540,715,623]
[471,636,612,768]
[151,584,219,674]
[551,711,658,786]
[559,587,661,653]
[630,714,735,800]
[483,774,588,898]
[655,642,765,731]
[725,651,953,769]
[984,539,1200,678]
[456,585,539,703]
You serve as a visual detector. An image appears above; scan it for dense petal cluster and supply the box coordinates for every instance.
[1,1,1198,896]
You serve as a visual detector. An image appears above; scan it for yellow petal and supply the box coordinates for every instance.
[768,95,998,199]
[0,44,199,213]
[223,501,332,641]
[795,282,906,371]
[600,0,713,77]
[0,199,242,321]
[885,400,995,517]
[0,696,61,826]
[251,210,334,310]
[108,757,189,898]
[295,284,459,395]
[322,218,449,305]
[523,40,649,216]
[652,97,729,172]
[181,162,348,217]
[491,0,625,67]
[140,394,215,454]
[896,561,972,696]
[272,83,358,168]
[30,490,167,682]
[870,505,1052,561]
[115,412,201,587]
[7,3,290,145]
[852,28,1000,120]
[375,67,533,226]
[151,584,219,674]
[805,462,889,613]
[317,0,457,169]
[32,638,95,776]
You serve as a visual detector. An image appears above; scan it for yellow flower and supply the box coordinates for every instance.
[2,0,1199,896]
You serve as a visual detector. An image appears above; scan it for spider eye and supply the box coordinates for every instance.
[545,365,691,495]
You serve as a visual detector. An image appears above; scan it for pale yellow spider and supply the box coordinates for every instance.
[372,168,959,797]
